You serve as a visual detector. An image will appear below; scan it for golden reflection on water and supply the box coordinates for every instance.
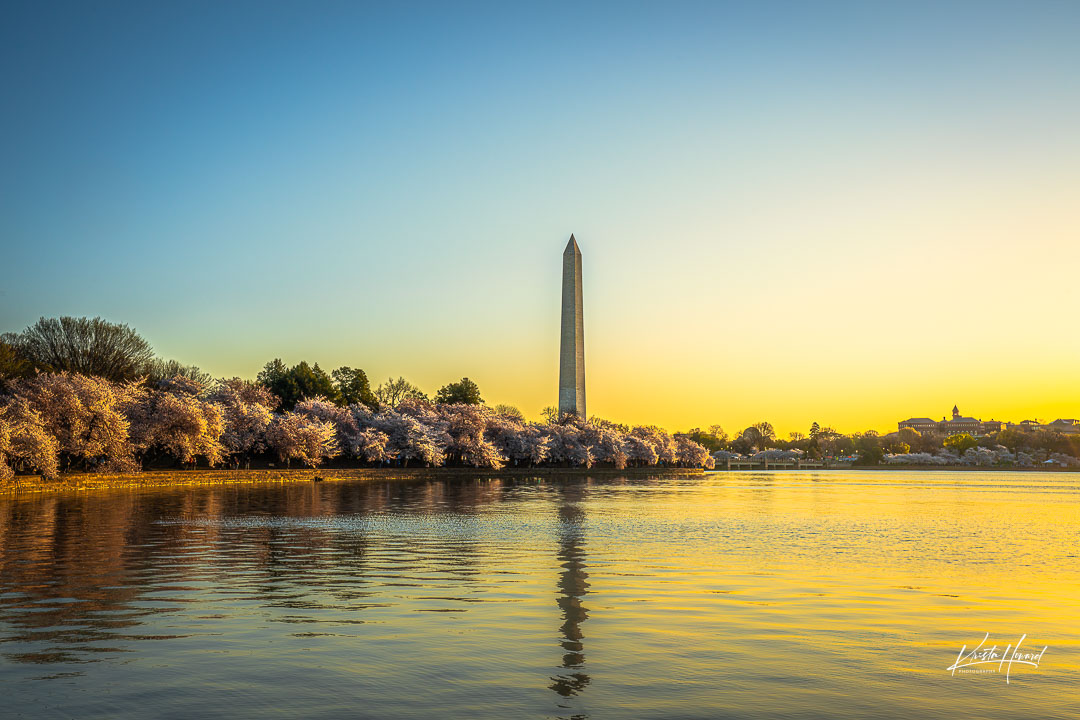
[0,471,1078,719]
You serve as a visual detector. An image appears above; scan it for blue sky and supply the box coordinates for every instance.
[3,1,1079,432]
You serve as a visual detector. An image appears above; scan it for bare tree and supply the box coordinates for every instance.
[374,376,427,408]
[3,317,155,382]
[146,359,211,387]
[494,404,525,422]
[751,421,776,448]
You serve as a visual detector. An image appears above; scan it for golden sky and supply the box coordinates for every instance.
[3,3,1077,436]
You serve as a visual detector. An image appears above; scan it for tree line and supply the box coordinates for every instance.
[5,316,1074,478]
[0,317,714,479]
[685,419,1080,467]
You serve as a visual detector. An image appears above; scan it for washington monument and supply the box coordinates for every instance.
[558,234,586,418]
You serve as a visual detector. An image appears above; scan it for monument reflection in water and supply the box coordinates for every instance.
[550,484,591,707]
[2,471,1080,720]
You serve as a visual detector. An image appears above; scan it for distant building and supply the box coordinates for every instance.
[898,417,938,433]
[1005,418,1080,434]
[939,405,982,435]
[899,409,1078,436]
[898,406,999,436]
[1044,419,1080,435]
[1007,420,1042,432]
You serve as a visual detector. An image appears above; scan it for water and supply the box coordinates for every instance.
[1,471,1078,719]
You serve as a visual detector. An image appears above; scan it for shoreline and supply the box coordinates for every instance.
[707,465,1079,473]
[0,466,707,496]
[3,463,1076,497]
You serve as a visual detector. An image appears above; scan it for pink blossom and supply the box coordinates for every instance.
[266,412,339,468]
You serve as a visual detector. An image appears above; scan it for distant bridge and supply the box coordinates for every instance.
[713,458,830,471]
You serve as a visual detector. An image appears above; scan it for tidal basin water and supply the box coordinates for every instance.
[1,471,1078,719]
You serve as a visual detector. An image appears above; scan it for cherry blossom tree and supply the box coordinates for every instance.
[396,397,444,426]
[294,397,359,454]
[623,434,659,466]
[9,372,137,472]
[630,426,677,465]
[0,412,8,480]
[544,420,593,468]
[208,378,277,463]
[362,407,447,467]
[0,363,722,476]
[675,436,714,468]
[387,398,452,466]
[441,404,505,469]
[519,425,552,465]
[486,414,550,466]
[125,379,224,467]
[580,421,628,469]
[353,427,390,463]
[0,398,60,480]
[265,412,339,468]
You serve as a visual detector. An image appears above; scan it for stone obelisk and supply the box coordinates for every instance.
[558,234,586,418]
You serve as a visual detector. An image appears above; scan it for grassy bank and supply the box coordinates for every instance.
[0,466,706,496]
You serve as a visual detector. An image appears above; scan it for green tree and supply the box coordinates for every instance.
[817,428,852,458]
[897,426,939,453]
[435,377,483,405]
[257,359,339,411]
[332,366,377,409]
[853,431,884,465]
[0,341,36,392]
[944,433,978,455]
[897,427,921,446]
[683,425,728,452]
[994,428,1025,453]
[257,359,290,406]
[257,359,292,408]
[290,362,338,406]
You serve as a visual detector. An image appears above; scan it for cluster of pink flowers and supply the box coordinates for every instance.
[0,372,714,479]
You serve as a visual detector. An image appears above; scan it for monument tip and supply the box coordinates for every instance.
[564,234,580,254]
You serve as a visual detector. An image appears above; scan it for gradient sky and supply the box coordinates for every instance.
[2,1,1078,435]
